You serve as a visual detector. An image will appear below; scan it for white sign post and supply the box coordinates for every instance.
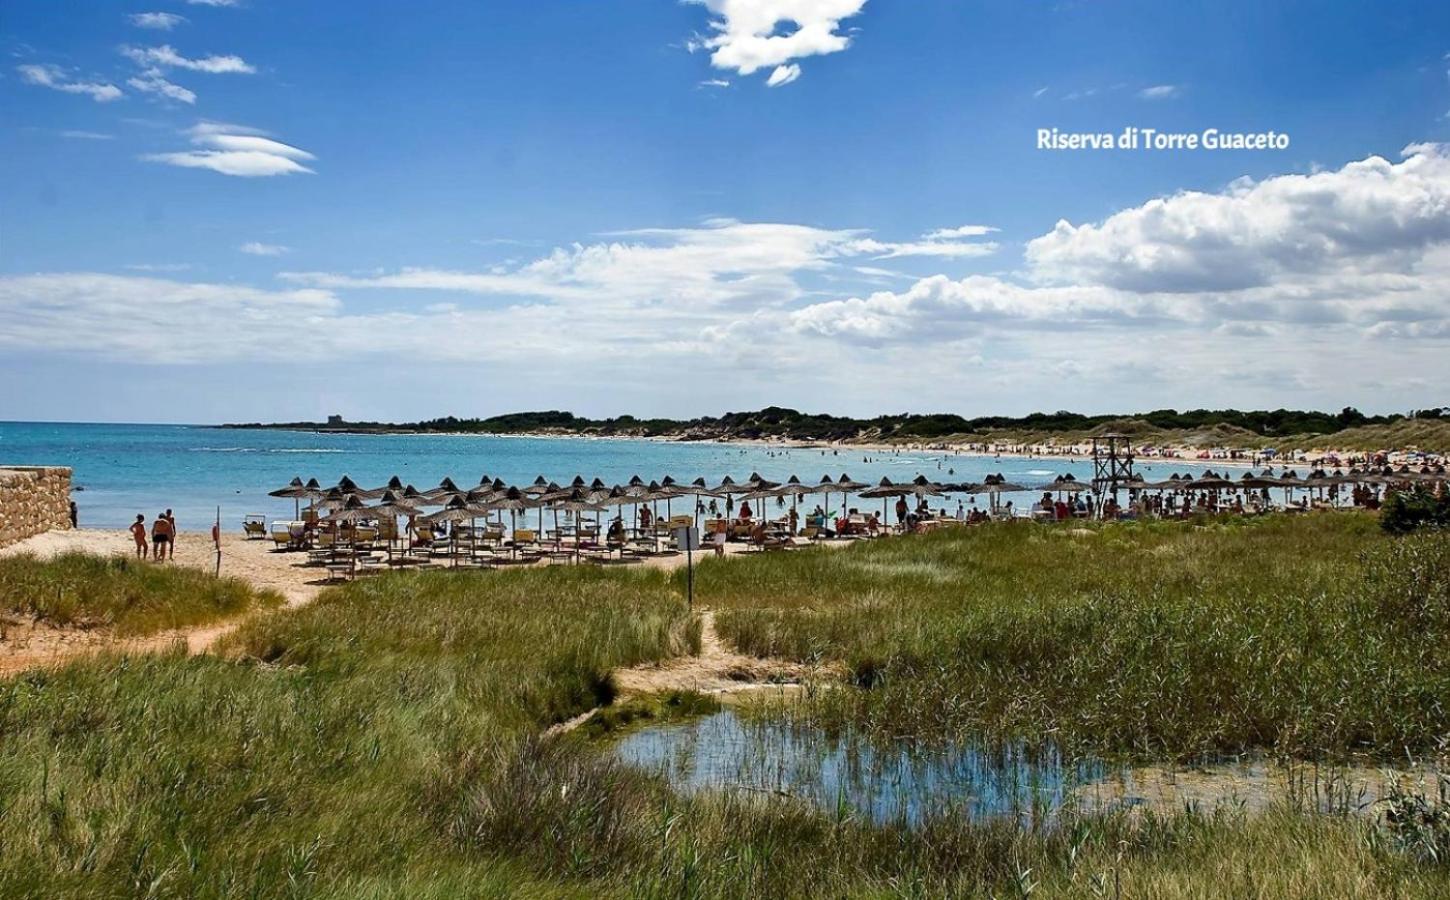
[674,526,700,609]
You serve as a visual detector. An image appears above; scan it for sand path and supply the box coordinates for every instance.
[1,530,324,676]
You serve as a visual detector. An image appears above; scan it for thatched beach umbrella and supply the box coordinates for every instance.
[555,487,602,562]
[423,477,462,502]
[485,486,540,560]
[419,496,480,566]
[371,490,423,559]
[268,476,313,518]
[1185,472,1235,491]
[910,474,944,497]
[710,475,742,494]
[1036,474,1092,494]
[367,475,406,497]
[1238,472,1280,490]
[968,474,1027,513]
[859,477,912,526]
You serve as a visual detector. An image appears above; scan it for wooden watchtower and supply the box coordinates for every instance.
[1091,433,1136,501]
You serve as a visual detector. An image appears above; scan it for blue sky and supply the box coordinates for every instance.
[3,0,1449,423]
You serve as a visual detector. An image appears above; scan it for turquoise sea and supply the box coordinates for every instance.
[0,422,1216,530]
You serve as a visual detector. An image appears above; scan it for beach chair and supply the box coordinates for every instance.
[270,522,296,550]
[243,515,267,540]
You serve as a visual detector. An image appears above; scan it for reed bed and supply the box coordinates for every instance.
[697,516,1450,759]
[0,522,1446,896]
[0,551,281,635]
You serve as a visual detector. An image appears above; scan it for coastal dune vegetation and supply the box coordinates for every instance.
[0,551,281,636]
[221,404,1450,451]
[0,516,1447,896]
[701,516,1450,759]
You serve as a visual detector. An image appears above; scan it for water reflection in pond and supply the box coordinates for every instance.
[612,708,1102,824]
[612,709,1441,825]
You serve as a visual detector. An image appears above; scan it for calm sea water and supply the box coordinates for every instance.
[0,422,1211,530]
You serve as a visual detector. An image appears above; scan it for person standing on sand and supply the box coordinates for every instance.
[130,514,148,559]
[164,508,176,560]
[69,500,77,528]
[151,512,172,561]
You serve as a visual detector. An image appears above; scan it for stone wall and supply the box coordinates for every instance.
[0,466,73,548]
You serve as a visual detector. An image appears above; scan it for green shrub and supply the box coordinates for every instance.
[1382,488,1450,534]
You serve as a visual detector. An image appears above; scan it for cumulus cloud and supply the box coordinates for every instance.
[120,44,255,74]
[144,122,316,177]
[240,242,290,256]
[7,144,1448,410]
[1026,143,1450,293]
[17,64,123,102]
[129,12,186,29]
[686,0,867,85]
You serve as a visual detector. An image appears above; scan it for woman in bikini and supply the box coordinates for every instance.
[130,514,148,559]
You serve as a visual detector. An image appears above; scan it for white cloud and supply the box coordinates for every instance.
[1026,143,1450,293]
[128,69,197,104]
[60,130,115,140]
[17,64,123,102]
[124,263,193,272]
[1032,86,1048,99]
[1137,84,1180,100]
[185,0,240,6]
[698,78,732,88]
[923,225,999,240]
[7,144,1448,413]
[686,0,868,84]
[144,122,316,177]
[130,12,186,30]
[240,242,290,256]
[121,44,255,74]
[765,63,801,87]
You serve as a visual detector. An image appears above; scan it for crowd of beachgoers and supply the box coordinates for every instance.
[239,459,1448,580]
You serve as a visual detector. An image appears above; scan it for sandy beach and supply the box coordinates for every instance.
[0,526,778,676]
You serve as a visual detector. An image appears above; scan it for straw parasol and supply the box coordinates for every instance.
[314,486,354,512]
[554,487,602,562]
[371,490,423,558]
[1036,474,1092,494]
[824,473,868,520]
[910,474,944,497]
[710,475,743,494]
[367,475,406,497]
[419,496,481,566]
[268,476,317,518]
[1185,471,1235,491]
[322,493,373,523]
[423,477,462,502]
[1238,471,1280,490]
[859,477,912,525]
[968,474,1027,512]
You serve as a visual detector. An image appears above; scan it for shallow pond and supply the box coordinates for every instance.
[612,708,1441,825]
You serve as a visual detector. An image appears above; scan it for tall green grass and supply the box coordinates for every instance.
[697,516,1450,758]
[1,524,1447,897]
[0,566,691,897]
[0,551,282,636]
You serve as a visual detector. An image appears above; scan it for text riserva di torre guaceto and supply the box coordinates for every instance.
[1036,127,1291,151]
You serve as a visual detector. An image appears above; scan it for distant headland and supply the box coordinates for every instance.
[218,406,1450,454]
